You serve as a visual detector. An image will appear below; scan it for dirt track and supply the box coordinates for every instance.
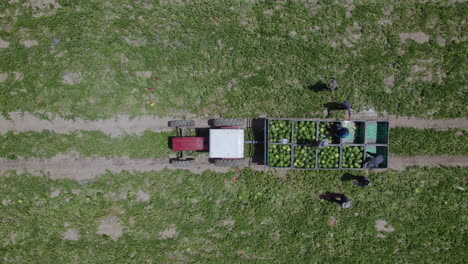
[0,112,466,137]
[390,155,468,171]
[0,155,466,180]
[0,112,467,179]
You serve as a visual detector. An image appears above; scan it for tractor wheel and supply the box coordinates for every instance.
[212,118,244,127]
[168,120,195,128]
[214,159,246,167]
[171,159,196,166]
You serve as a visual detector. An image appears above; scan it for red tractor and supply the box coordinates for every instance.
[169,118,247,167]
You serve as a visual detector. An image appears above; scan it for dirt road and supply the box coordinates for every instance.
[0,155,466,180]
[0,112,466,137]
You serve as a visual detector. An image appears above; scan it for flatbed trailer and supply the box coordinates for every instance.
[264,118,390,170]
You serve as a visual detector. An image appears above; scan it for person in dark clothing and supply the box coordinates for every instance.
[333,127,349,138]
[352,175,371,187]
[364,152,384,168]
[327,78,339,91]
[341,101,352,120]
[320,192,352,208]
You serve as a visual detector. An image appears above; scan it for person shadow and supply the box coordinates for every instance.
[307,81,329,92]
[319,192,348,205]
[324,102,346,118]
[341,173,355,181]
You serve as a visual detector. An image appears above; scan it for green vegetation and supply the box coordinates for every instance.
[342,146,365,168]
[268,144,291,167]
[390,128,467,156]
[319,122,339,143]
[268,120,292,143]
[0,130,176,159]
[318,146,340,168]
[0,167,465,263]
[0,1,467,120]
[294,121,316,144]
[293,145,316,168]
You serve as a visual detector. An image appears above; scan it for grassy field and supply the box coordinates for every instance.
[0,127,465,159]
[1,1,467,263]
[0,167,465,263]
[0,130,177,159]
[0,0,467,120]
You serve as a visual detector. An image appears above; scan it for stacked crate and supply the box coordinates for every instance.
[265,119,389,169]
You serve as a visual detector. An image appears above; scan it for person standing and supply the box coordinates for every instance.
[327,78,339,91]
[321,192,352,209]
[364,152,384,168]
[341,100,352,120]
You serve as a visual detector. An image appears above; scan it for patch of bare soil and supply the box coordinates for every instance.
[399,32,430,44]
[391,155,468,171]
[437,36,446,46]
[375,220,395,232]
[158,226,178,240]
[13,72,23,81]
[0,73,7,82]
[96,216,123,241]
[49,188,61,198]
[21,40,38,47]
[383,75,395,87]
[24,0,61,9]
[136,190,150,203]
[62,229,79,241]
[62,72,83,85]
[135,71,152,78]
[0,38,10,48]
[125,37,142,47]
[222,219,236,227]
[2,233,17,248]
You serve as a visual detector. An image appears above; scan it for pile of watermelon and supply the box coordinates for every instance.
[269,120,292,143]
[342,146,364,168]
[294,121,316,144]
[268,144,291,167]
[318,122,337,143]
[293,145,316,168]
[318,146,340,168]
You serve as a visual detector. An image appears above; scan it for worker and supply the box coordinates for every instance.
[321,192,352,209]
[352,175,371,187]
[364,152,384,168]
[327,78,339,91]
[315,139,329,149]
[333,127,349,138]
[341,100,352,120]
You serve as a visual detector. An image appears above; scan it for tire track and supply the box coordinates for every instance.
[0,155,466,180]
[390,155,468,171]
[0,112,467,137]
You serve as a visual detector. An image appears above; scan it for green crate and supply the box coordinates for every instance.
[365,146,389,169]
[294,121,317,144]
[318,121,342,144]
[341,145,365,169]
[293,145,317,169]
[365,121,389,144]
[268,120,292,143]
[267,144,292,168]
[317,146,341,169]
